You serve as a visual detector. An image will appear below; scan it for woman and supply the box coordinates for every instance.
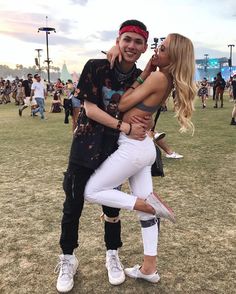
[198,77,208,108]
[84,33,196,282]
[50,90,63,113]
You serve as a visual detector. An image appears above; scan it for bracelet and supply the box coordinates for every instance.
[129,86,135,90]
[136,76,144,84]
[116,119,123,130]
[126,123,132,135]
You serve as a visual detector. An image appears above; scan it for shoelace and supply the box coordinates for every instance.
[107,255,123,272]
[54,258,73,278]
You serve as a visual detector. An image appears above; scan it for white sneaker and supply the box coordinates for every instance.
[125,264,160,283]
[146,192,176,223]
[106,250,125,285]
[55,254,78,293]
[166,152,183,159]
[153,132,166,142]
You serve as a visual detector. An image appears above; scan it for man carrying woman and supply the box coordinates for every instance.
[56,19,154,292]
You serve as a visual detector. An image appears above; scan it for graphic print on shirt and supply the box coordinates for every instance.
[102,78,124,118]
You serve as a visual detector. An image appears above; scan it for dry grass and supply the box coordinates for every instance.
[0,95,235,294]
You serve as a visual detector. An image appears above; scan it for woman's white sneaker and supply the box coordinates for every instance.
[106,250,125,285]
[146,192,176,223]
[125,264,160,283]
[55,254,78,293]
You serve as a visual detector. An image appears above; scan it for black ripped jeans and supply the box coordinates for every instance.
[60,162,122,254]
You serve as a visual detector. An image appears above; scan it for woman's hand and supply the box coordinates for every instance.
[142,56,157,79]
[107,45,122,69]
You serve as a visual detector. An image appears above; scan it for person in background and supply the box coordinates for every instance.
[214,72,226,108]
[151,131,183,158]
[50,90,63,113]
[55,78,64,94]
[31,74,46,119]
[19,73,34,117]
[230,74,236,125]
[198,77,208,108]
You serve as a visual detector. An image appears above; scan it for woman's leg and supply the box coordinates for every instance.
[85,135,156,211]
[129,166,158,274]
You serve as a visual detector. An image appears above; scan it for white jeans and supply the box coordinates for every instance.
[85,133,156,215]
[85,133,158,256]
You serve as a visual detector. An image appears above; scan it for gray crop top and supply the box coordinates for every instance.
[135,102,161,113]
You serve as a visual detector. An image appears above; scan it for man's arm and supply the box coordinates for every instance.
[30,89,34,101]
[84,100,146,140]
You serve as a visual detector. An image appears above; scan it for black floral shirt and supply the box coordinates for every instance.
[69,59,142,170]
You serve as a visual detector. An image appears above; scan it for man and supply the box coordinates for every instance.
[31,74,46,119]
[19,73,34,116]
[230,74,236,125]
[214,72,226,108]
[56,19,151,292]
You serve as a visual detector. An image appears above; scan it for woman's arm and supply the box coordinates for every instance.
[118,71,168,112]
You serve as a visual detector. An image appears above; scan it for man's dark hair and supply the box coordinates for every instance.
[119,19,147,32]
[27,73,32,78]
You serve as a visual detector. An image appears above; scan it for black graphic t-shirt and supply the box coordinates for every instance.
[69,59,142,170]
[22,79,33,96]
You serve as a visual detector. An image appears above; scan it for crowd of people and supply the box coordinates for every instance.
[197,73,236,125]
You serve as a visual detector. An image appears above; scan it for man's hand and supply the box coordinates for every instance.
[130,115,154,131]
[129,123,146,140]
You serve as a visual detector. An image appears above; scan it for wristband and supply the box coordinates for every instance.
[116,119,122,130]
[136,76,144,84]
[126,123,132,135]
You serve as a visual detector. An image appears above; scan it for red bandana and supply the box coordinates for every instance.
[119,25,149,41]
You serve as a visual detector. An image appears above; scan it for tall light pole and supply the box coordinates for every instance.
[204,54,209,79]
[228,44,235,77]
[35,48,43,74]
[38,16,56,83]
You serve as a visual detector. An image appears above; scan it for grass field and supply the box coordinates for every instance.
[0,95,235,294]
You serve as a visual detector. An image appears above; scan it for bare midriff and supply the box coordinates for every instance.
[122,108,151,124]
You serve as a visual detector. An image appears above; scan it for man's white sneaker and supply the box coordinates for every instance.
[55,254,78,293]
[125,264,160,283]
[146,192,176,223]
[166,152,183,159]
[106,250,125,285]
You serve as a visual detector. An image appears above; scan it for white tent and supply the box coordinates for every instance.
[60,63,72,83]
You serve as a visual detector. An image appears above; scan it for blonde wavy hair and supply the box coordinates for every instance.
[167,33,197,134]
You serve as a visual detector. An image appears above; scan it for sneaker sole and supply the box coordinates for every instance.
[125,268,160,283]
[153,133,166,142]
[56,282,74,293]
[106,264,125,286]
[108,275,126,286]
[152,192,176,223]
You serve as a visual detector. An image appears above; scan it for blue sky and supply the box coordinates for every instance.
[0,0,235,73]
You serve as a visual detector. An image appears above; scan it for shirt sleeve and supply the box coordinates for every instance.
[76,59,99,104]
